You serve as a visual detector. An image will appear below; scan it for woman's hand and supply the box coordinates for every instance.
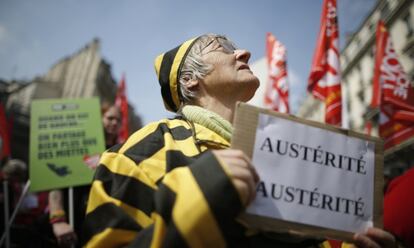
[52,222,78,248]
[352,227,397,248]
[213,149,260,206]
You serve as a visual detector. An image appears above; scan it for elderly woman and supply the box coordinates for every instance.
[82,34,396,248]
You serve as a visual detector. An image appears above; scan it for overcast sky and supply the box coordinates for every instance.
[0,0,377,124]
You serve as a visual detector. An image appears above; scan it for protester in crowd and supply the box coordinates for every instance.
[48,104,122,248]
[384,166,414,248]
[0,159,28,234]
[82,34,396,248]
[1,159,53,247]
[101,103,123,148]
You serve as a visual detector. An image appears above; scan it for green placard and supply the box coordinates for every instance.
[30,98,105,192]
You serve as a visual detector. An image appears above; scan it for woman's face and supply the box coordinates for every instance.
[102,106,121,136]
[200,37,259,102]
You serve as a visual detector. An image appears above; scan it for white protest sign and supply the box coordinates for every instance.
[247,113,375,233]
[231,102,383,241]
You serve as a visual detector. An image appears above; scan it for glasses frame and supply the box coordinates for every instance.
[201,36,238,55]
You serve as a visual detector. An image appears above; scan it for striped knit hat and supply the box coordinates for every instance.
[154,36,200,112]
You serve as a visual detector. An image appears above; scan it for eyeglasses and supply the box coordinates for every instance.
[201,36,238,55]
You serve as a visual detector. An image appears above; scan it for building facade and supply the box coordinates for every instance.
[2,39,142,163]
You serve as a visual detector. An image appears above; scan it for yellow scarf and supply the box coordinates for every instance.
[181,105,233,142]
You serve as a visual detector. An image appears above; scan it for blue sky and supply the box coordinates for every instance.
[0,0,376,124]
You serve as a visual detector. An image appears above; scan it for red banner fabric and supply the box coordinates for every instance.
[264,32,290,113]
[374,21,414,149]
[308,0,342,126]
[0,103,11,159]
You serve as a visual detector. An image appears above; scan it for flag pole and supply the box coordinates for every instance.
[68,187,75,248]
[342,84,349,129]
[68,187,74,227]
[0,180,31,247]
[3,180,9,248]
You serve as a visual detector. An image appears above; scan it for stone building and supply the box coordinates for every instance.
[2,39,142,163]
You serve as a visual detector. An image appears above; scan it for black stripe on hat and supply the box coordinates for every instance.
[159,45,180,112]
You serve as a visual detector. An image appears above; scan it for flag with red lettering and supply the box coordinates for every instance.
[373,20,414,149]
[308,0,342,126]
[115,74,129,143]
[264,32,289,113]
[0,103,11,159]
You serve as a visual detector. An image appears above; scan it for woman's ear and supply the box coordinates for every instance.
[184,78,199,91]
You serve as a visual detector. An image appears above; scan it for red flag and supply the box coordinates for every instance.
[365,121,372,136]
[326,240,343,248]
[115,74,129,143]
[0,103,11,159]
[264,32,289,113]
[373,20,414,149]
[308,0,342,126]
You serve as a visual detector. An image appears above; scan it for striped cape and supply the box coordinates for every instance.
[82,118,245,247]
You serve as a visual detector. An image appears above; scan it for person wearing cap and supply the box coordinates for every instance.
[82,34,396,248]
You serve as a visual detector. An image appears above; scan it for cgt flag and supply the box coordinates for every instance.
[264,32,289,113]
[372,20,414,150]
[308,0,342,126]
[115,74,129,143]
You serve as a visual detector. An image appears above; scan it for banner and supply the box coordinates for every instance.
[308,0,342,126]
[30,98,105,192]
[264,33,289,113]
[373,20,414,150]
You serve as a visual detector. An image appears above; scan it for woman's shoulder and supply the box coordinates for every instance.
[132,118,190,135]
[115,118,191,149]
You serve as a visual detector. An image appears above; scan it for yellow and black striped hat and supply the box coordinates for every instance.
[154,36,200,112]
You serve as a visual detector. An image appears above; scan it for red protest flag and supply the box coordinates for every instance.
[325,240,343,248]
[365,121,373,136]
[0,103,11,159]
[374,20,414,149]
[115,74,129,143]
[264,32,290,113]
[308,0,342,126]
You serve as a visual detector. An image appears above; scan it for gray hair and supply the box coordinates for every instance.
[178,34,225,104]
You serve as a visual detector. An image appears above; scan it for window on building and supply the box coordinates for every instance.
[353,36,361,48]
[357,88,365,103]
[403,12,414,39]
[368,21,375,32]
[370,46,375,59]
[381,2,390,20]
[347,95,351,113]
[408,48,414,58]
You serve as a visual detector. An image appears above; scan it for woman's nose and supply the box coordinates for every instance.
[235,49,251,63]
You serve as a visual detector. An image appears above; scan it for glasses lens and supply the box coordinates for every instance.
[217,37,237,54]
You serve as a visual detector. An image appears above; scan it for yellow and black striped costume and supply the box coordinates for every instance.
[82,117,248,247]
[82,115,350,248]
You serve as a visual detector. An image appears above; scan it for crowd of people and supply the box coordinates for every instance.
[1,104,122,247]
[1,33,413,248]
